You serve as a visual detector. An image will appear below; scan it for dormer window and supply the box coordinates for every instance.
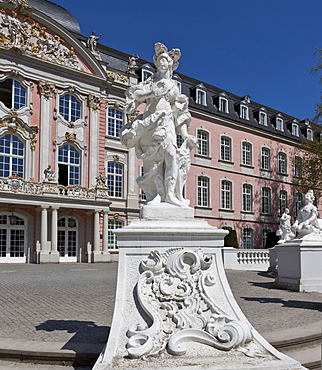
[276,117,284,131]
[259,111,267,126]
[139,63,155,82]
[196,90,206,105]
[219,97,228,113]
[292,122,299,137]
[240,105,249,120]
[307,129,313,141]
[142,70,153,81]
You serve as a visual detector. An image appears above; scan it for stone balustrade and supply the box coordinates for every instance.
[223,247,270,271]
[0,177,109,201]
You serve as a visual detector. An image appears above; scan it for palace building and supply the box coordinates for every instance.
[0,0,315,263]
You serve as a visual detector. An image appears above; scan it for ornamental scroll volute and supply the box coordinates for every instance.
[126,248,266,360]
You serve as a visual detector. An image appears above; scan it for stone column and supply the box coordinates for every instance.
[103,211,109,252]
[92,209,110,263]
[49,206,59,263]
[39,205,52,263]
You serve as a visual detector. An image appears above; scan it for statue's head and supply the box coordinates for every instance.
[305,190,315,203]
[153,42,181,75]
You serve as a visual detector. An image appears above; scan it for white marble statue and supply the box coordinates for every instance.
[276,208,295,243]
[292,190,321,238]
[121,43,197,207]
[43,165,55,182]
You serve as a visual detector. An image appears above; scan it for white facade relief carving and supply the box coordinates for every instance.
[126,247,262,359]
[127,53,139,74]
[2,0,31,11]
[87,94,102,110]
[38,80,56,99]
[121,43,197,208]
[106,70,128,84]
[0,10,83,69]
[276,208,295,243]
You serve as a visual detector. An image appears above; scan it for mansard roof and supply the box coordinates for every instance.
[28,0,81,35]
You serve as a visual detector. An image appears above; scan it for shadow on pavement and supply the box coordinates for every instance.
[240,297,322,311]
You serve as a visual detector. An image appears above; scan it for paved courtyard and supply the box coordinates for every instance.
[0,263,322,347]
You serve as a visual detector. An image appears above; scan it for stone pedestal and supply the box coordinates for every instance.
[93,211,303,370]
[38,250,59,263]
[91,251,111,263]
[275,236,322,293]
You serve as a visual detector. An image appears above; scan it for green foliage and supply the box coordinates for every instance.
[310,47,322,124]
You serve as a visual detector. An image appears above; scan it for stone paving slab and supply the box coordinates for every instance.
[0,263,322,356]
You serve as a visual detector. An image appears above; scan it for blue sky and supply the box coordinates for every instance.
[53,0,322,121]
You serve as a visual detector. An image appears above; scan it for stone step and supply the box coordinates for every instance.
[262,321,322,370]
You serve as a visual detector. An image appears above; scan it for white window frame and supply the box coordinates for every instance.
[220,135,232,162]
[107,162,123,198]
[279,189,288,215]
[261,186,272,214]
[294,156,302,178]
[196,89,206,106]
[107,108,123,137]
[0,133,25,179]
[242,183,253,212]
[108,218,124,249]
[292,123,299,137]
[0,77,28,110]
[219,97,229,113]
[240,105,249,120]
[278,152,287,174]
[261,147,271,170]
[242,227,254,249]
[142,69,153,82]
[307,129,313,141]
[57,144,81,186]
[241,141,252,166]
[276,117,284,131]
[197,129,209,157]
[259,111,267,126]
[197,175,210,207]
[221,179,233,210]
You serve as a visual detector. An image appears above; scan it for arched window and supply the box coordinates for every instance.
[261,147,271,170]
[261,187,271,214]
[279,190,288,215]
[107,162,123,198]
[262,228,271,248]
[0,134,24,178]
[294,156,302,178]
[278,152,287,174]
[0,79,26,109]
[242,141,252,166]
[107,109,123,137]
[108,218,124,249]
[242,183,253,212]
[197,130,209,156]
[221,180,232,210]
[59,94,81,122]
[294,192,303,217]
[58,145,80,186]
[197,176,209,207]
[220,136,232,162]
[242,227,253,249]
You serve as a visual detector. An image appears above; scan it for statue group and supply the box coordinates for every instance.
[277,189,322,242]
[121,43,197,208]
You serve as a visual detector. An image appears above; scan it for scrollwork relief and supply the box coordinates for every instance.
[39,80,56,99]
[126,248,264,360]
[88,94,102,110]
[0,10,81,69]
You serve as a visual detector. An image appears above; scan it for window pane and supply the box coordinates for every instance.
[13,80,26,109]
[107,163,123,197]
[197,176,209,207]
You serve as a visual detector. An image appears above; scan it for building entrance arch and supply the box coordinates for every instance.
[57,216,79,262]
[0,213,27,263]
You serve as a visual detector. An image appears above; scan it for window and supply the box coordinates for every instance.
[240,105,248,120]
[294,192,303,217]
[221,180,232,210]
[221,136,232,162]
[142,70,153,81]
[294,156,302,178]
[261,147,271,170]
[0,134,24,178]
[262,228,271,248]
[261,187,271,214]
[292,123,299,137]
[108,219,124,249]
[242,227,253,249]
[197,176,209,207]
[279,190,288,215]
[58,144,80,186]
[259,111,267,126]
[107,109,123,137]
[107,162,123,198]
[307,129,313,141]
[139,166,146,201]
[196,89,206,105]
[276,117,284,131]
[59,94,81,122]
[278,152,287,174]
[0,79,26,109]
[197,130,209,156]
[242,183,253,212]
[219,97,228,113]
[242,141,252,166]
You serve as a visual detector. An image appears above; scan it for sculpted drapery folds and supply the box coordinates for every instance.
[121,43,197,207]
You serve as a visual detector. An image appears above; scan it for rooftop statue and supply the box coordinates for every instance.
[292,190,322,238]
[121,43,197,207]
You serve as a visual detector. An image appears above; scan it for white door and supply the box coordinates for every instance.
[0,214,26,263]
[57,217,78,262]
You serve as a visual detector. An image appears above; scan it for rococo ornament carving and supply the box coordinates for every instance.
[3,0,31,12]
[0,9,80,69]
[65,131,76,142]
[38,80,56,99]
[126,248,264,359]
[106,70,128,84]
[88,94,102,110]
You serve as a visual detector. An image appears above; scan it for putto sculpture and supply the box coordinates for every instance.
[276,208,294,243]
[121,43,197,207]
